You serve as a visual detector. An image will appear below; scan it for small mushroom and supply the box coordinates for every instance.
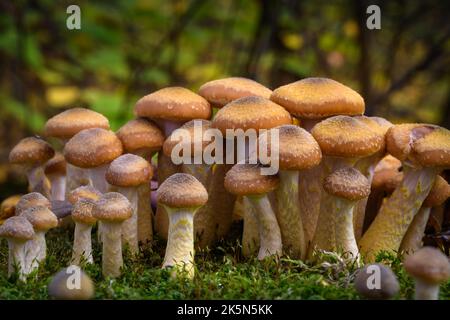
[71,199,97,265]
[404,247,450,300]
[92,192,132,278]
[15,192,51,215]
[0,216,34,281]
[0,195,22,222]
[48,266,95,300]
[354,263,399,300]
[157,173,208,279]
[68,185,102,205]
[44,152,67,202]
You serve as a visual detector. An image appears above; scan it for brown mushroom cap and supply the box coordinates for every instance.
[0,195,22,220]
[371,155,403,192]
[9,137,55,166]
[64,128,123,168]
[270,77,364,119]
[311,115,384,158]
[44,152,66,176]
[411,127,450,168]
[134,87,211,121]
[116,118,164,154]
[71,199,97,225]
[44,108,110,140]
[404,246,450,284]
[323,167,370,201]
[15,192,51,215]
[198,77,272,108]
[48,267,95,300]
[21,206,58,232]
[211,96,292,134]
[157,173,208,208]
[163,119,212,158]
[68,186,102,205]
[92,192,132,222]
[354,263,400,299]
[423,176,450,207]
[0,216,35,240]
[105,154,152,187]
[224,163,279,196]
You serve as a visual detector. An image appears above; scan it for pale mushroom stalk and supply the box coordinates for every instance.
[241,197,259,257]
[65,163,90,198]
[399,207,430,255]
[7,239,28,280]
[88,164,110,193]
[26,166,48,194]
[414,279,440,300]
[115,187,139,254]
[25,231,47,273]
[137,183,153,244]
[72,222,93,264]
[48,175,66,201]
[333,198,360,260]
[102,221,125,278]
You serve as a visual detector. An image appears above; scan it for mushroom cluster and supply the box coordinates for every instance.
[0,77,448,301]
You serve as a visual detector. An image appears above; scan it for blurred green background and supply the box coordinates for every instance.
[0,0,449,196]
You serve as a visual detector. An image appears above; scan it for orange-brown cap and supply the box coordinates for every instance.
[423,176,450,207]
[211,96,292,134]
[15,192,51,215]
[259,125,322,170]
[44,108,110,140]
[134,87,211,121]
[157,173,208,208]
[64,128,123,168]
[0,195,22,220]
[323,167,370,201]
[0,216,34,240]
[105,154,152,187]
[116,118,164,154]
[9,137,55,166]
[71,199,97,225]
[44,152,66,176]
[354,116,393,152]
[21,206,58,231]
[198,77,272,108]
[224,164,279,196]
[404,247,450,284]
[311,115,385,158]
[371,155,403,192]
[92,192,132,222]
[68,186,102,205]
[163,120,212,158]
[411,127,450,168]
[270,78,364,119]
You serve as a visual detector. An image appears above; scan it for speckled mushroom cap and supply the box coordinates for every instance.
[404,247,450,284]
[198,77,272,108]
[212,96,292,134]
[163,119,212,158]
[258,125,322,171]
[92,192,132,222]
[311,115,385,158]
[105,154,152,187]
[64,128,123,168]
[0,216,34,240]
[21,206,58,232]
[116,118,164,154]
[44,108,110,140]
[0,195,22,220]
[423,176,450,207]
[355,116,393,152]
[9,137,55,166]
[48,267,95,300]
[224,164,279,196]
[270,78,365,119]
[68,186,102,205]
[157,173,208,208]
[15,192,51,215]
[323,167,370,201]
[134,87,211,121]
[44,152,66,176]
[71,199,97,225]
[354,263,400,299]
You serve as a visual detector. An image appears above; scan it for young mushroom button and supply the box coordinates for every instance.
[15,192,51,215]
[48,267,95,300]
[354,263,400,300]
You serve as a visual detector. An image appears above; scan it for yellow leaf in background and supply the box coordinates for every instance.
[282,33,303,51]
[344,20,359,38]
[46,86,80,108]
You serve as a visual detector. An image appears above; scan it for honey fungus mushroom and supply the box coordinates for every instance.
[71,199,97,265]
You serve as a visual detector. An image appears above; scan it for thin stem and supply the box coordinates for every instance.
[102,222,123,278]
[118,187,139,254]
[48,175,66,201]
[399,207,431,255]
[137,182,153,245]
[242,196,259,257]
[72,223,93,265]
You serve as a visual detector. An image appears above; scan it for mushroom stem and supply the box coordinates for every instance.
[163,207,196,279]
[27,166,51,198]
[247,195,282,260]
[116,187,139,254]
[359,166,438,262]
[88,164,110,193]
[71,223,93,265]
[101,222,124,278]
[414,278,439,300]
[276,170,306,259]
[7,240,27,281]
[137,182,153,245]
[48,175,66,201]
[399,207,431,255]
[242,196,259,257]
[25,231,46,274]
[65,163,90,198]
[333,198,360,261]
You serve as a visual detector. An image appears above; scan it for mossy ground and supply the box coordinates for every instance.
[0,224,449,300]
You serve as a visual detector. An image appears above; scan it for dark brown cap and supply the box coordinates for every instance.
[157,173,208,208]
[323,167,370,201]
[0,216,34,240]
[224,163,279,196]
[270,77,364,119]
[134,87,211,121]
[404,246,450,284]
[163,120,212,158]
[71,199,97,225]
[211,96,292,134]
[92,192,132,222]
[44,108,110,140]
[9,137,55,166]
[68,186,102,205]
[64,128,123,168]
[21,206,58,231]
[44,152,66,176]
[116,118,164,154]
[105,154,152,187]
[15,192,51,215]
[423,176,450,207]
[198,77,272,108]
